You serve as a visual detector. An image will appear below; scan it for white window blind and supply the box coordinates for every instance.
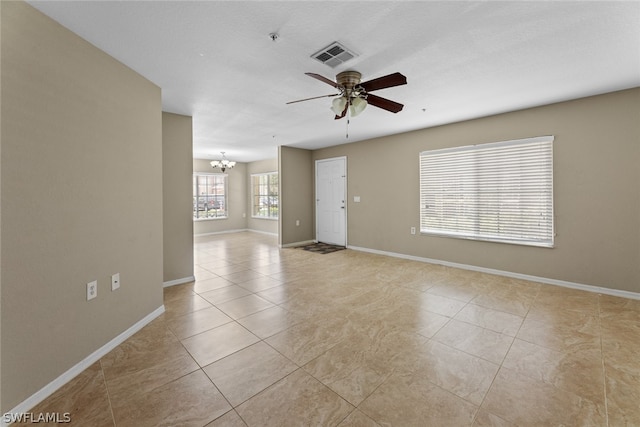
[419,136,554,247]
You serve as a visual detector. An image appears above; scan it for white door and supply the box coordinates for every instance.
[316,157,346,246]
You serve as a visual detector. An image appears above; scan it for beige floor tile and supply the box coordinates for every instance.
[255,284,291,304]
[526,302,599,325]
[454,303,524,336]
[427,282,482,302]
[348,304,450,340]
[163,293,213,319]
[302,333,398,406]
[236,305,302,339]
[337,409,381,427]
[472,409,516,427]
[501,338,605,404]
[236,275,282,293]
[15,362,114,427]
[204,410,248,427]
[265,319,345,365]
[112,370,230,427]
[600,294,640,322]
[414,292,468,317]
[433,319,514,364]
[605,364,640,426]
[167,306,233,339]
[222,269,265,284]
[193,276,235,293]
[105,349,199,405]
[250,262,285,276]
[471,290,534,317]
[600,317,640,357]
[194,267,218,281]
[22,232,638,426]
[163,282,195,302]
[197,258,233,269]
[215,294,275,319]
[236,369,354,427]
[359,371,478,427]
[203,341,297,406]
[101,324,187,381]
[481,367,606,426]
[205,263,249,276]
[399,340,500,405]
[199,284,252,305]
[602,336,640,378]
[517,314,600,352]
[533,288,599,315]
[182,322,260,367]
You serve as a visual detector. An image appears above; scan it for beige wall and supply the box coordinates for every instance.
[193,159,247,235]
[0,0,3,409]
[311,89,640,293]
[1,1,163,411]
[247,158,278,235]
[279,146,314,246]
[162,113,194,283]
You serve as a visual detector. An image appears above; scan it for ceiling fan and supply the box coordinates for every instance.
[287,71,407,120]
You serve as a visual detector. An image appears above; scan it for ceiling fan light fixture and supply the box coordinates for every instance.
[349,96,367,117]
[331,96,347,114]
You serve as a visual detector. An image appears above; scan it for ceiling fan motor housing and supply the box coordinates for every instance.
[336,71,364,100]
[336,71,362,89]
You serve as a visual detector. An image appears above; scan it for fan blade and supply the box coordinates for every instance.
[366,94,404,113]
[305,72,339,88]
[359,72,407,92]
[334,103,348,120]
[286,94,340,104]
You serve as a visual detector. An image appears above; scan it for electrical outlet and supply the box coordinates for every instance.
[296,219,300,226]
[411,227,416,235]
[87,280,97,301]
[111,273,120,291]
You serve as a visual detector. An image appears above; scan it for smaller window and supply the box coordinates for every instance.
[193,173,228,220]
[251,172,278,219]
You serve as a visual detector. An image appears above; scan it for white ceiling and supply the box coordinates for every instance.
[28,1,640,163]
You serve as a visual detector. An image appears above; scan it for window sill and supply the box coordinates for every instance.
[251,216,278,221]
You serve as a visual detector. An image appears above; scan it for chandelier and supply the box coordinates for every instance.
[210,152,236,172]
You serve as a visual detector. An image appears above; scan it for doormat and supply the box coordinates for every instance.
[298,242,346,254]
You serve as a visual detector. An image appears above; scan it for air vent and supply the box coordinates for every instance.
[311,42,357,68]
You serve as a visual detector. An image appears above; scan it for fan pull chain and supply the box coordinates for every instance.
[345,100,350,139]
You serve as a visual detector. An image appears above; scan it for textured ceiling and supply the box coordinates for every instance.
[28,1,640,163]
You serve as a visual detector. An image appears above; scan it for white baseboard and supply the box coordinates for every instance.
[194,228,278,238]
[348,245,640,301]
[281,239,316,248]
[194,228,248,237]
[163,276,195,288]
[247,229,278,237]
[3,305,165,426]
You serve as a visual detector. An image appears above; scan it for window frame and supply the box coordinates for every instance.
[193,172,228,221]
[251,171,279,220]
[419,136,554,248]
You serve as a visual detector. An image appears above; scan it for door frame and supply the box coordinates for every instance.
[315,156,347,246]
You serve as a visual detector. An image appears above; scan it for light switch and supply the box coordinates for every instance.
[353,196,361,203]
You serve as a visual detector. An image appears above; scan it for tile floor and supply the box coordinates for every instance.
[20,232,640,426]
